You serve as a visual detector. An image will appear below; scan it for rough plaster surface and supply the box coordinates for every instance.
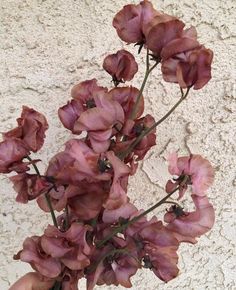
[0,0,235,289]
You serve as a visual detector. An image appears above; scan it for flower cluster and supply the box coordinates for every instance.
[1,1,215,290]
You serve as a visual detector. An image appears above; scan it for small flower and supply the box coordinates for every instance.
[58,79,108,134]
[3,106,49,152]
[103,50,138,84]
[164,195,215,244]
[166,152,214,198]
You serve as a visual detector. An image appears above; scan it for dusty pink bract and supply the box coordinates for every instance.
[1,1,215,290]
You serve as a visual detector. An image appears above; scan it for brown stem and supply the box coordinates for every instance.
[129,49,160,120]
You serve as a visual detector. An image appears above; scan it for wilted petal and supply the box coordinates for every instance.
[167,152,214,197]
[0,138,29,173]
[10,173,50,203]
[164,195,215,244]
[15,236,61,278]
[58,100,83,133]
[4,106,48,152]
[103,49,138,82]
[108,86,144,119]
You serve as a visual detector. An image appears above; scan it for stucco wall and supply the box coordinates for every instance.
[0,0,235,289]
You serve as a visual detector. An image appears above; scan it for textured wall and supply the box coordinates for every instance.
[0,0,235,289]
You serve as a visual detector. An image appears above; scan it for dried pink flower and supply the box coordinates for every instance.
[164,195,215,244]
[162,45,213,89]
[113,1,158,44]
[166,152,214,198]
[3,106,48,152]
[103,49,138,84]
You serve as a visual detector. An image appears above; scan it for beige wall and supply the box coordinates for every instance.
[0,0,235,289]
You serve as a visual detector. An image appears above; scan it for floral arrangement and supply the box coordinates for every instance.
[1,1,215,289]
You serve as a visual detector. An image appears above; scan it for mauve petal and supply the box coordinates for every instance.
[71,79,107,101]
[0,138,29,173]
[41,236,72,258]
[103,203,137,223]
[161,37,200,61]
[113,4,143,44]
[146,19,185,56]
[193,48,213,90]
[58,100,83,133]
[164,195,215,243]
[161,58,179,83]
[108,86,144,119]
[103,50,138,82]
[74,108,115,132]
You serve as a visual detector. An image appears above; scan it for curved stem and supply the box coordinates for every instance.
[129,50,159,120]
[96,186,180,248]
[120,88,190,160]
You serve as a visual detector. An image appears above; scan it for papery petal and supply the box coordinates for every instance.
[58,100,83,133]
[164,195,215,243]
[0,138,29,173]
[103,50,138,82]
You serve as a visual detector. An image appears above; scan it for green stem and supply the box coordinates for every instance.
[45,187,58,228]
[25,155,40,176]
[96,186,180,248]
[120,88,190,160]
[129,50,159,120]
[50,281,62,290]
[65,204,69,230]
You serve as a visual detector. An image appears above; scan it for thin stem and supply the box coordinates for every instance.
[50,281,62,290]
[96,186,180,248]
[119,88,190,160]
[45,187,58,228]
[26,155,58,228]
[25,156,40,176]
[65,204,69,230]
[129,50,159,120]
